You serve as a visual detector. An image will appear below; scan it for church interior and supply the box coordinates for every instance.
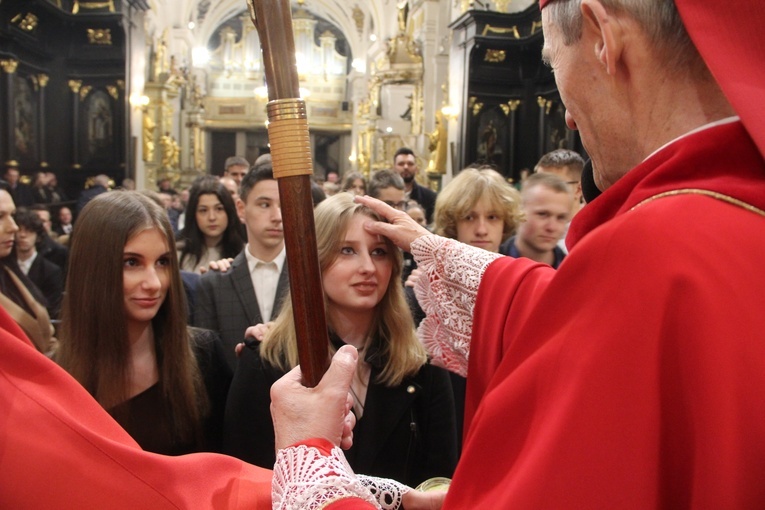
[0,0,582,196]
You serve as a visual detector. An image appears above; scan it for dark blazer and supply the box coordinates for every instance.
[10,183,35,207]
[76,185,107,214]
[409,181,437,224]
[26,255,63,319]
[37,236,68,275]
[223,340,459,487]
[193,250,289,370]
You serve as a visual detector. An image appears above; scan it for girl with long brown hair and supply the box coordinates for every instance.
[56,191,230,455]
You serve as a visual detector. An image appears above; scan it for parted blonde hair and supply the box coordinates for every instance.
[262,193,426,386]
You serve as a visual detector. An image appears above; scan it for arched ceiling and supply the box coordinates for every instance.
[147,0,389,65]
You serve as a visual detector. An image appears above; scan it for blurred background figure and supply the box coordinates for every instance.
[0,180,53,353]
[223,156,249,187]
[499,172,572,269]
[177,176,243,273]
[405,201,428,229]
[13,208,63,319]
[341,172,367,196]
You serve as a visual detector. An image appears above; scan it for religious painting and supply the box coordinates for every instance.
[540,98,575,153]
[12,74,38,162]
[474,106,507,170]
[85,89,114,161]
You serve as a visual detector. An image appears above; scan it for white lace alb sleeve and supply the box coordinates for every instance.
[411,235,502,377]
[358,475,411,510]
[272,444,380,509]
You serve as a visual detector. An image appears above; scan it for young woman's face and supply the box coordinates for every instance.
[0,190,18,258]
[195,193,228,243]
[123,228,171,327]
[322,214,393,316]
[348,178,366,196]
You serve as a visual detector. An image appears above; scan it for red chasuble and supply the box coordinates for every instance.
[0,306,273,508]
[445,121,765,508]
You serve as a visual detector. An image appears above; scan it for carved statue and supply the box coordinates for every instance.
[160,132,175,169]
[427,110,448,174]
[397,0,409,34]
[152,30,168,82]
[142,113,156,162]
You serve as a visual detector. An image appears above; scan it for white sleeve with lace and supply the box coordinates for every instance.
[358,475,411,510]
[411,235,502,377]
[272,444,381,509]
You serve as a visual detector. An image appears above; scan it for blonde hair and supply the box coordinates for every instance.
[262,193,426,386]
[434,166,522,242]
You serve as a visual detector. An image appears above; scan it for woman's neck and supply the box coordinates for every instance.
[126,321,159,398]
[204,234,223,248]
[329,308,374,349]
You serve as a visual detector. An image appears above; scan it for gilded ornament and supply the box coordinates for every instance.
[106,85,118,100]
[143,113,156,162]
[482,25,520,39]
[493,0,512,12]
[0,59,19,74]
[484,49,506,63]
[68,80,83,93]
[12,13,38,32]
[352,5,364,36]
[79,85,92,101]
[87,28,112,45]
[38,74,49,87]
[73,1,115,14]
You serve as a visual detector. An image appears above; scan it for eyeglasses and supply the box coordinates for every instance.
[383,200,408,210]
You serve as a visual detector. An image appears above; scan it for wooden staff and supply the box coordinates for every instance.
[247,0,329,387]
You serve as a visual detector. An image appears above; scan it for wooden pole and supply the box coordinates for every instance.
[247,0,328,387]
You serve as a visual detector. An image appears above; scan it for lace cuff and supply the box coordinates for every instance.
[358,475,411,510]
[272,443,380,509]
[411,235,502,377]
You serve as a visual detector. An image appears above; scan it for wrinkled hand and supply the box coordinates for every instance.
[271,345,358,451]
[403,489,447,510]
[198,257,234,274]
[405,268,423,289]
[354,195,431,252]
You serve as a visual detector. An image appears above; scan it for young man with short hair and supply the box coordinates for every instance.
[194,164,289,369]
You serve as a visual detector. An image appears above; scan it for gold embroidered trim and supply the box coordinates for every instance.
[630,188,765,217]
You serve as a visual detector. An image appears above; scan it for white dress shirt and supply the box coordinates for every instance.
[17,250,37,275]
[244,245,286,322]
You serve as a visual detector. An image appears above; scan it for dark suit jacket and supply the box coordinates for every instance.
[193,251,289,370]
[223,340,458,487]
[37,236,68,275]
[10,183,35,207]
[409,181,437,224]
[76,185,107,214]
[26,255,63,319]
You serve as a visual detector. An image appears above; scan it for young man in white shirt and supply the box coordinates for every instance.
[194,164,289,369]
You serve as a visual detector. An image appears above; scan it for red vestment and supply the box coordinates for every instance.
[446,120,765,508]
[0,306,273,509]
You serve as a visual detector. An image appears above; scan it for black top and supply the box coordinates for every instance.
[499,235,567,269]
[223,333,459,486]
[109,328,232,455]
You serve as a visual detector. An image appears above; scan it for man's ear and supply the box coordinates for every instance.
[581,0,623,76]
[236,197,245,218]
